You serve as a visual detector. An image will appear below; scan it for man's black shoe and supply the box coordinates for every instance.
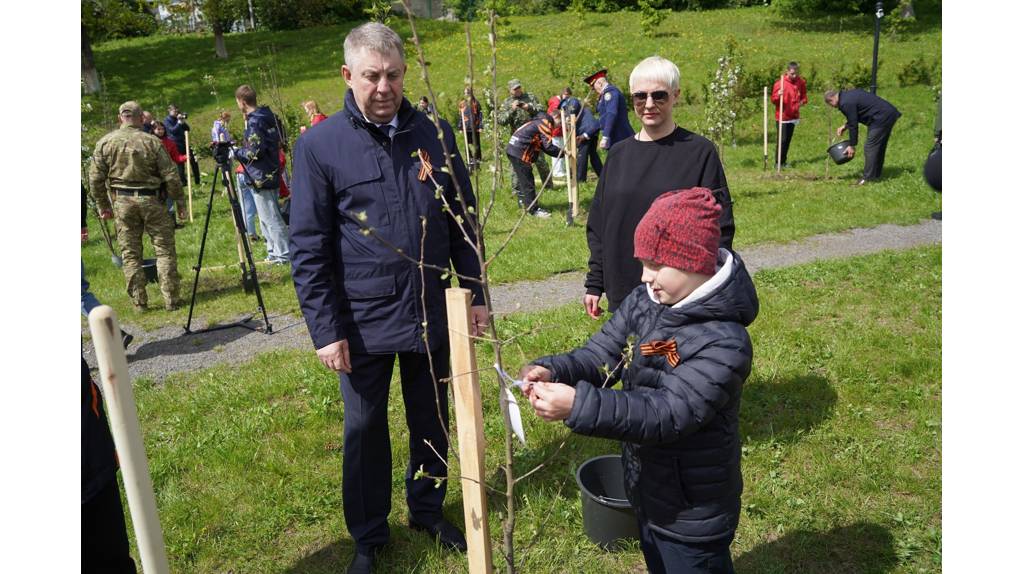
[409,518,467,552]
[121,330,134,350]
[346,550,375,574]
[931,211,942,221]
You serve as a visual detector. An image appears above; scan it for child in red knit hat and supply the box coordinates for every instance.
[520,188,759,573]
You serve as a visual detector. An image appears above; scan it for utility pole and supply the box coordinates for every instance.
[871,1,884,93]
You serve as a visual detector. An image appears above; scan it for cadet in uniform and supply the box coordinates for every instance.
[585,69,635,150]
[90,101,185,311]
[506,111,563,218]
[497,78,552,191]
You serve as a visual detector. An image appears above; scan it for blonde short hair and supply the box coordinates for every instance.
[629,56,680,92]
[303,100,321,115]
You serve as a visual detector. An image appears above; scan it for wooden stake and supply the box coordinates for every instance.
[568,113,578,218]
[776,75,784,174]
[763,86,768,171]
[445,288,494,574]
[88,306,170,574]
[461,103,472,169]
[826,112,832,179]
[184,130,195,222]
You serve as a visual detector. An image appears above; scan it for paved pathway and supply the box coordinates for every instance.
[82,219,940,382]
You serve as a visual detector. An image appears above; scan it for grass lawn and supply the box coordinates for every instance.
[124,245,941,573]
[82,7,941,331]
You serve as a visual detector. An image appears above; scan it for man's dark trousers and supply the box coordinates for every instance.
[340,346,451,553]
[775,122,796,167]
[508,154,540,212]
[863,118,898,180]
[576,138,602,182]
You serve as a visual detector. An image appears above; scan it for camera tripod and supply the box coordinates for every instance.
[184,152,272,335]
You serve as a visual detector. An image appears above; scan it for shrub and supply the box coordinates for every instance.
[897,55,937,87]
[82,0,158,41]
[830,60,875,90]
[638,0,669,37]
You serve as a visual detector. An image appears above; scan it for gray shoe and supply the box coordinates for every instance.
[531,208,551,219]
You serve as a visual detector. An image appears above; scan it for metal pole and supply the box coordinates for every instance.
[871,1,884,94]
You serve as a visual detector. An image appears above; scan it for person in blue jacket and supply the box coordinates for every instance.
[559,97,603,182]
[585,68,635,150]
[288,22,487,574]
[521,188,758,574]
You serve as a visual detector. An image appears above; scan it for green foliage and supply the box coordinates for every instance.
[81,0,158,41]
[830,60,875,90]
[704,38,743,149]
[897,55,937,87]
[362,0,393,25]
[252,0,364,30]
[638,0,668,38]
[444,0,483,20]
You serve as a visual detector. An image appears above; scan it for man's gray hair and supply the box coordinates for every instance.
[344,22,405,68]
[824,89,839,104]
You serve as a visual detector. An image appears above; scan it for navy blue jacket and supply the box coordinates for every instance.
[235,105,282,190]
[82,357,117,504]
[837,89,902,146]
[532,250,758,542]
[289,90,483,354]
[163,114,190,153]
[558,98,601,140]
[597,84,635,147]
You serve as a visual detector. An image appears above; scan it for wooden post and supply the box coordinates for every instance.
[826,111,832,179]
[88,306,170,574]
[567,113,578,219]
[763,86,768,171]
[776,75,784,174]
[184,130,195,221]
[445,288,494,574]
[460,103,472,170]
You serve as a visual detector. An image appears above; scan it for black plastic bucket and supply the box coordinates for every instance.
[576,455,639,549]
[142,258,158,283]
[828,140,854,165]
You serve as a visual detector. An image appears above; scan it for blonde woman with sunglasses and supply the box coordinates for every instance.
[583,56,736,319]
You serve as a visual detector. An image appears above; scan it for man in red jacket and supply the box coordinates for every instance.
[771,62,808,169]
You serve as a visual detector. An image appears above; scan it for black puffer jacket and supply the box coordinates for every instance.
[532,250,758,542]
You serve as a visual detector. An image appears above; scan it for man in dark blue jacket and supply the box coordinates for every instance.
[234,84,290,264]
[289,22,486,574]
[826,89,902,184]
[586,68,635,150]
[163,104,200,186]
[559,97,602,182]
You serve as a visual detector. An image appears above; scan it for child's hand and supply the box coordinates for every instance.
[519,364,552,383]
[528,382,576,422]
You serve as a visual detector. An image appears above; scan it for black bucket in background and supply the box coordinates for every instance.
[142,258,158,284]
[575,454,639,549]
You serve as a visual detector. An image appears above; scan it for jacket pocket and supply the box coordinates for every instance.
[638,453,690,523]
[343,275,396,300]
[336,159,391,227]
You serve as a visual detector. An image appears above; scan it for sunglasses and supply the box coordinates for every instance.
[631,90,671,105]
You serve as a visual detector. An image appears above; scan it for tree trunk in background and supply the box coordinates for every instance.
[82,24,101,94]
[900,0,916,19]
[213,22,228,59]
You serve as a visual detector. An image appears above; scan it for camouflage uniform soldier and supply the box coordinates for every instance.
[90,101,185,311]
[497,78,552,191]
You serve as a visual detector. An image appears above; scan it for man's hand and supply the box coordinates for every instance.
[836,125,847,138]
[316,339,351,373]
[599,136,610,150]
[528,382,576,422]
[844,146,855,158]
[583,293,604,319]
[99,209,113,220]
[470,305,489,337]
[81,227,89,243]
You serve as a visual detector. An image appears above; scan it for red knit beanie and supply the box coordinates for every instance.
[633,188,722,275]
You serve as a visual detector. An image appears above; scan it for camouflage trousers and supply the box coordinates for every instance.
[114,196,180,310]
